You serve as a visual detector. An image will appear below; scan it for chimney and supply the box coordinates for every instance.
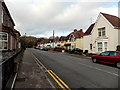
[74,29,77,32]
[79,29,83,32]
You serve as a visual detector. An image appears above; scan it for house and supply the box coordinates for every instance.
[0,1,21,51]
[59,36,67,48]
[83,23,95,53]
[83,12,120,54]
[64,29,84,50]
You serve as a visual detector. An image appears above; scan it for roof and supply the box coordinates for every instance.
[2,2,15,26]
[101,12,120,28]
[84,23,95,35]
[54,37,60,41]
[13,29,21,36]
[67,29,84,39]
[59,36,67,41]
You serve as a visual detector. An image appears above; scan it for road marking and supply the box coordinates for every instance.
[33,54,55,88]
[32,53,47,71]
[49,70,70,89]
[78,62,119,77]
[47,70,65,89]
[31,53,70,90]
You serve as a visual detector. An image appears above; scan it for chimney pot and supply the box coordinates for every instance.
[74,29,77,32]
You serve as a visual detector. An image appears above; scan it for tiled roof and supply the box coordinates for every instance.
[84,23,95,35]
[54,37,60,41]
[13,29,21,36]
[101,12,120,28]
[67,29,84,39]
[59,36,67,41]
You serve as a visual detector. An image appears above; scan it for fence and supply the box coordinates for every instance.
[0,50,22,89]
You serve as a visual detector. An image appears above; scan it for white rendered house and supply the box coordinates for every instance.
[83,12,120,54]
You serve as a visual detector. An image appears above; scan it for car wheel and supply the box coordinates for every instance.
[116,62,120,68]
[92,58,97,63]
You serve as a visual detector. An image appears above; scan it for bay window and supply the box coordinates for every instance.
[97,42,102,52]
[97,42,108,52]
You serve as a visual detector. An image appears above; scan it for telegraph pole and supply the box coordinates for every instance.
[53,30,55,48]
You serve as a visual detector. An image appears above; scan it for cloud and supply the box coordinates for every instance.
[5,0,118,38]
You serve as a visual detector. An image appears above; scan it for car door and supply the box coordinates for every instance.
[98,51,110,62]
[105,52,119,64]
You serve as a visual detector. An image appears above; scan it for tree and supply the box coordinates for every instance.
[116,45,120,51]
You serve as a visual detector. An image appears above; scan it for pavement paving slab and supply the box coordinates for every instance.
[14,49,52,89]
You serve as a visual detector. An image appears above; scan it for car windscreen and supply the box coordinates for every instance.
[100,52,110,56]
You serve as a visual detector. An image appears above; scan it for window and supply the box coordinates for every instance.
[0,32,8,50]
[109,52,119,56]
[102,29,106,36]
[90,44,92,50]
[98,42,102,52]
[100,51,110,56]
[97,42,108,53]
[1,10,3,24]
[70,38,75,42]
[98,27,106,37]
[98,30,101,36]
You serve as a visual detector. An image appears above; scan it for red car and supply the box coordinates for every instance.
[91,51,120,68]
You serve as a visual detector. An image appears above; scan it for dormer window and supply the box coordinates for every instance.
[98,27,106,37]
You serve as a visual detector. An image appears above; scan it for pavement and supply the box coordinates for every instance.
[14,49,52,89]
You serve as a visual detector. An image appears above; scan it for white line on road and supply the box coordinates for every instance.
[78,62,119,77]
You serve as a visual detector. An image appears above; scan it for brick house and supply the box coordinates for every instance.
[0,1,21,51]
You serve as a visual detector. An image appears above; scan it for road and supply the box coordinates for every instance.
[29,48,119,89]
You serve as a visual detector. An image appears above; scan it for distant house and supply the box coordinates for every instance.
[83,12,120,54]
[64,29,84,50]
[59,36,67,47]
[0,1,21,51]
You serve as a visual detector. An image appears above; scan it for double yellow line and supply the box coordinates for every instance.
[32,53,70,90]
[47,70,70,89]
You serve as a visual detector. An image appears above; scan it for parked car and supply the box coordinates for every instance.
[68,48,83,54]
[35,46,39,49]
[42,47,48,51]
[91,51,120,68]
[39,46,43,50]
[54,47,65,52]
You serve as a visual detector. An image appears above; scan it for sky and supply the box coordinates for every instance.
[5,0,119,38]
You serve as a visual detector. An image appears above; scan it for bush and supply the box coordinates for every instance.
[54,47,65,49]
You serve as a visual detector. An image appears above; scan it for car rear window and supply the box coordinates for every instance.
[109,52,119,56]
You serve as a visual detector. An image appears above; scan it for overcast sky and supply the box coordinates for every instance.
[5,0,119,38]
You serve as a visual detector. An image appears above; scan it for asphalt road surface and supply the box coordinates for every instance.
[29,48,119,89]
